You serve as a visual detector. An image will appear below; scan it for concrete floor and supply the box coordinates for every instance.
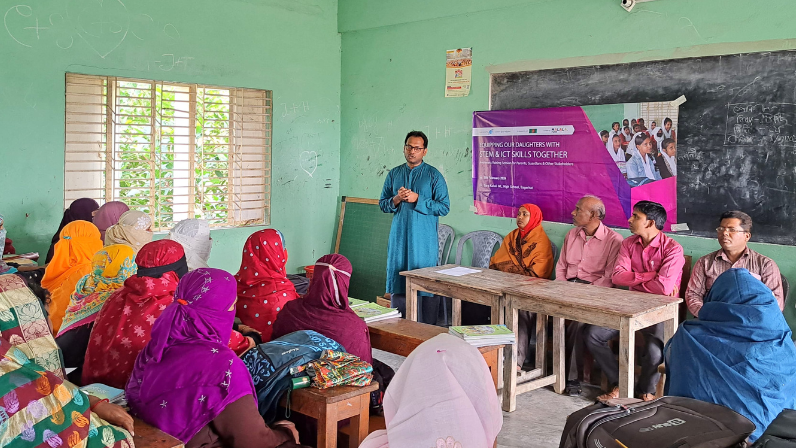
[373,349,601,447]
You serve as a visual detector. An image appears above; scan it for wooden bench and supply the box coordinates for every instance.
[133,417,184,448]
[368,318,504,391]
[280,383,379,448]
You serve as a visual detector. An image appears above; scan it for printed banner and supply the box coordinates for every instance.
[445,48,472,97]
[472,105,679,230]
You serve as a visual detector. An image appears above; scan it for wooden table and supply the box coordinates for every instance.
[133,417,184,448]
[368,318,504,390]
[280,383,378,448]
[502,278,681,412]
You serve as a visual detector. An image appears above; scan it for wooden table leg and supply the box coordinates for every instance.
[535,313,547,374]
[406,279,418,322]
[662,304,678,345]
[552,316,565,394]
[452,298,462,326]
[348,396,370,448]
[317,406,338,448]
[618,317,634,399]
[502,300,518,412]
[491,296,504,392]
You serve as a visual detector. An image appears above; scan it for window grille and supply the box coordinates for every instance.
[64,73,271,231]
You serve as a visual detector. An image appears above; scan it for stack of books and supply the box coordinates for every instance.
[80,383,126,405]
[448,325,516,347]
[353,302,400,323]
[348,297,369,308]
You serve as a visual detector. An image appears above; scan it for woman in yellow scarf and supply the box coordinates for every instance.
[56,244,137,383]
[41,220,103,333]
[489,203,553,371]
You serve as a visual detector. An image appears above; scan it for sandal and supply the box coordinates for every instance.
[597,386,620,402]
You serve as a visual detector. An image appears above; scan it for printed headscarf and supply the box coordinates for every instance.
[272,254,373,363]
[104,210,153,254]
[45,198,99,263]
[58,244,137,336]
[93,201,130,241]
[82,240,187,389]
[235,229,298,340]
[168,219,212,271]
[126,268,255,442]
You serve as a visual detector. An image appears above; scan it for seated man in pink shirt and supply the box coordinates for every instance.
[555,195,623,396]
[585,200,685,401]
[685,210,784,318]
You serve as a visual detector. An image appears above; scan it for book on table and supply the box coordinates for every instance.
[354,302,400,323]
[448,325,516,347]
[80,383,125,404]
[348,297,369,308]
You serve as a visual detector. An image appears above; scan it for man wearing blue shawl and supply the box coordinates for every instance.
[665,268,796,441]
[380,131,450,323]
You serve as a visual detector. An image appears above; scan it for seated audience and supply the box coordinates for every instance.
[666,268,796,442]
[127,268,305,448]
[662,117,677,141]
[0,213,16,274]
[56,244,137,383]
[104,210,154,254]
[82,240,187,388]
[169,218,213,271]
[626,133,661,181]
[273,254,372,364]
[0,334,136,447]
[620,126,632,151]
[93,201,129,241]
[359,333,502,448]
[42,220,103,333]
[235,229,299,340]
[656,138,677,179]
[606,134,626,164]
[489,203,553,371]
[686,210,784,317]
[599,130,610,144]
[45,197,99,263]
[586,200,684,401]
[555,196,623,395]
[609,121,621,139]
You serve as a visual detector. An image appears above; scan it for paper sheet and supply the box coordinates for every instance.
[436,266,482,277]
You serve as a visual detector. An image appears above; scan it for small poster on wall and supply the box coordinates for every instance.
[445,48,472,97]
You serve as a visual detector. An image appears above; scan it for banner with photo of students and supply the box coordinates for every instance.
[472,102,679,230]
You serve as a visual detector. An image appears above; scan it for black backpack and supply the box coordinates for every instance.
[751,409,796,447]
[559,396,755,448]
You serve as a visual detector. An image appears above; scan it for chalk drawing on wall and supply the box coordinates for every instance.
[300,150,318,177]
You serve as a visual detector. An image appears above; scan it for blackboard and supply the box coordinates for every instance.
[335,197,392,302]
[491,50,796,245]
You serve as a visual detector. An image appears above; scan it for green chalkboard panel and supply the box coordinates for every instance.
[335,197,393,302]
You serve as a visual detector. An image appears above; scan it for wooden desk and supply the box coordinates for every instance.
[133,417,184,448]
[368,318,504,390]
[400,264,529,326]
[502,278,681,412]
[280,383,378,448]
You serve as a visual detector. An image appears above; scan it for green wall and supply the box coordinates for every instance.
[0,0,341,273]
[583,104,625,136]
[338,0,796,285]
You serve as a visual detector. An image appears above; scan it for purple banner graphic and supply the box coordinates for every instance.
[472,108,677,230]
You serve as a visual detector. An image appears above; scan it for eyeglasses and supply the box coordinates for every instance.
[404,145,425,153]
[716,227,748,234]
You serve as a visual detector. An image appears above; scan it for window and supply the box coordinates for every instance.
[64,73,271,230]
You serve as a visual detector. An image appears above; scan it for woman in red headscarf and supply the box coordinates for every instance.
[82,239,188,388]
[271,254,372,364]
[235,229,299,341]
[489,203,553,370]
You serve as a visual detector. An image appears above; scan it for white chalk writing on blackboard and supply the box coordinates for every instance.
[725,102,796,147]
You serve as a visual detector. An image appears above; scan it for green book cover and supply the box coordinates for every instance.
[449,325,514,338]
[348,298,369,308]
[354,302,398,319]
[80,383,125,402]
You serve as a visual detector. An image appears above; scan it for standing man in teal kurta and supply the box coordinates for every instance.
[379,131,450,324]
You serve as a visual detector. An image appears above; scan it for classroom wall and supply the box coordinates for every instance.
[0,0,341,273]
[338,0,796,285]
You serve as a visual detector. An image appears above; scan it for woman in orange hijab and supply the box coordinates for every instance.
[489,203,553,371]
[42,220,103,333]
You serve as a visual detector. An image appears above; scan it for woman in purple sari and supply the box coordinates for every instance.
[126,268,306,448]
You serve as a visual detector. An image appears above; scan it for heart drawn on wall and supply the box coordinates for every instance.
[300,151,318,177]
[73,0,130,59]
